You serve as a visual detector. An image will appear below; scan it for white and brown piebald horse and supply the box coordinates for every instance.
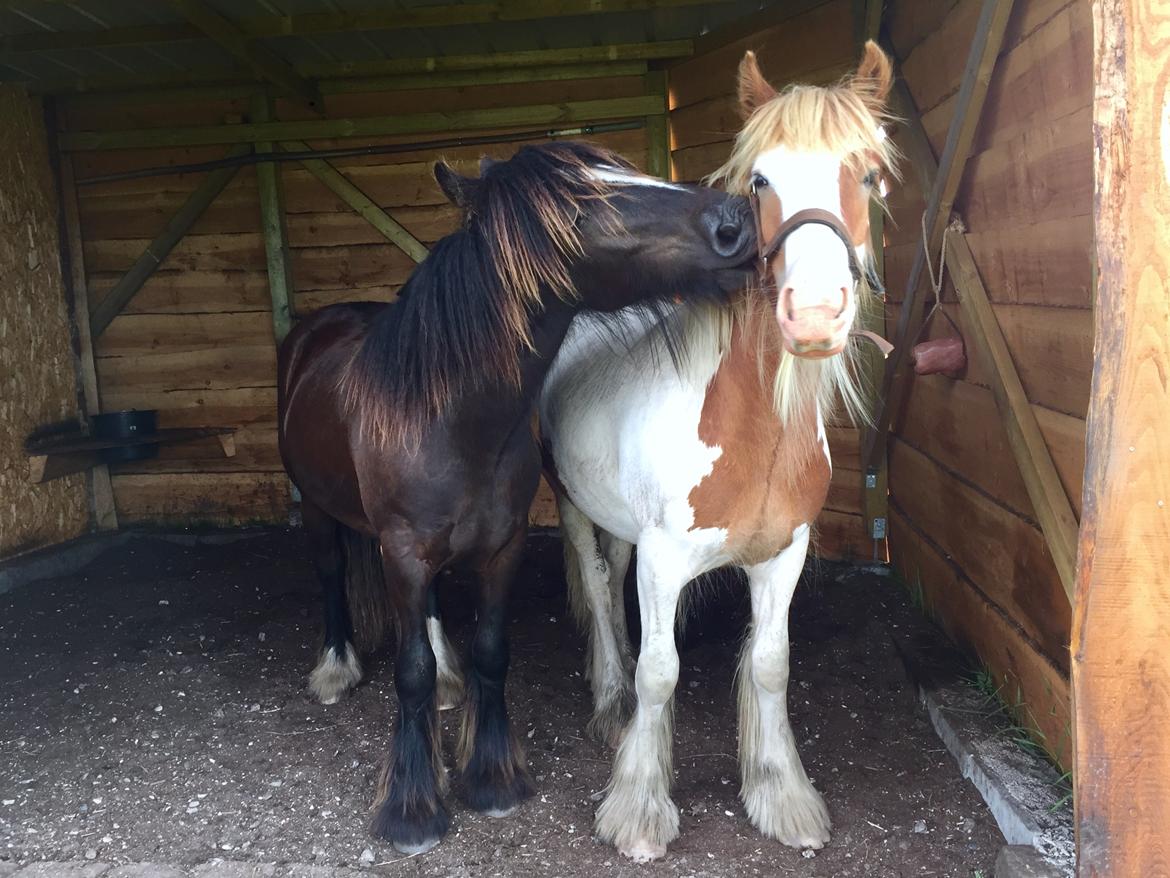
[538,42,899,861]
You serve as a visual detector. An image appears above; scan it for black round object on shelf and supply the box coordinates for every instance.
[92,409,159,462]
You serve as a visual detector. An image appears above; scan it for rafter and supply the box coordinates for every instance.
[168,0,322,112]
[0,0,731,54]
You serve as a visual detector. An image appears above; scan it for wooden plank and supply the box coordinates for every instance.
[169,0,322,112]
[0,1,732,54]
[1073,0,1170,869]
[889,438,1071,670]
[61,95,665,151]
[670,0,855,109]
[896,374,1086,520]
[96,311,275,358]
[866,0,1015,473]
[251,94,294,344]
[283,139,428,263]
[55,135,117,529]
[644,71,670,180]
[96,345,278,394]
[889,507,1072,768]
[88,145,248,336]
[110,471,288,525]
[947,231,1078,602]
[812,509,870,561]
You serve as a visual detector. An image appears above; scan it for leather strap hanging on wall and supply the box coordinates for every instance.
[910,213,968,377]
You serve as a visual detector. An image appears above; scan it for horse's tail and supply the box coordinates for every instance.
[339,526,393,652]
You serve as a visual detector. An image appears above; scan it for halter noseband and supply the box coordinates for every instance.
[748,183,893,357]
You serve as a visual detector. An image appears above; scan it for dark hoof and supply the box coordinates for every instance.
[459,765,535,816]
[370,797,450,854]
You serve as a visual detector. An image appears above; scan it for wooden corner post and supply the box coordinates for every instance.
[250,92,295,345]
[644,70,671,181]
[1073,0,1170,872]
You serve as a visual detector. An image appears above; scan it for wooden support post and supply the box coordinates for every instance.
[59,95,666,151]
[857,0,888,552]
[55,123,117,530]
[946,233,1079,602]
[251,94,295,344]
[282,139,428,263]
[169,0,322,113]
[88,144,248,337]
[643,70,671,181]
[1073,1,1170,870]
[863,0,1016,473]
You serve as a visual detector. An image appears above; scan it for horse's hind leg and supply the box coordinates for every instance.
[427,587,465,711]
[304,499,362,705]
[457,526,534,817]
[596,528,688,862]
[370,544,449,853]
[561,496,635,746]
[738,523,830,849]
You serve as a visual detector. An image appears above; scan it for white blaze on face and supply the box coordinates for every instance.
[752,146,856,325]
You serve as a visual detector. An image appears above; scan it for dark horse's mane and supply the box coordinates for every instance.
[344,141,632,450]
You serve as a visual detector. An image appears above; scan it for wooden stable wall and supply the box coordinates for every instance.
[63,76,651,528]
[668,0,872,559]
[883,0,1092,769]
[0,86,90,559]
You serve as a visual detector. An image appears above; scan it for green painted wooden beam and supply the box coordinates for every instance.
[40,58,654,100]
[252,94,295,344]
[643,70,670,180]
[283,139,428,264]
[0,1,730,53]
[61,95,666,151]
[88,144,250,337]
[170,0,322,113]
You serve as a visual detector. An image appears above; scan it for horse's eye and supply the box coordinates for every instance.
[751,173,770,191]
[862,169,880,189]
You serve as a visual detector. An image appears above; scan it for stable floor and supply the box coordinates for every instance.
[0,530,1002,876]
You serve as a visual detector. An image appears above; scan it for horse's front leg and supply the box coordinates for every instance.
[739,523,831,849]
[457,525,535,816]
[370,544,449,854]
[596,528,688,862]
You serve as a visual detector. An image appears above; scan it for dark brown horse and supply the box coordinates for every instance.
[277,142,756,854]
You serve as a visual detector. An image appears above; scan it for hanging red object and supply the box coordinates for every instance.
[911,336,967,377]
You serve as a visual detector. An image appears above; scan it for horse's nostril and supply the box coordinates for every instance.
[717,221,741,244]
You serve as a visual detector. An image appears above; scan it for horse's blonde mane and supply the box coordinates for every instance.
[702,71,901,427]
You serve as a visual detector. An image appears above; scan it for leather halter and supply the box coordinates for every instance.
[749,184,884,294]
[749,184,894,357]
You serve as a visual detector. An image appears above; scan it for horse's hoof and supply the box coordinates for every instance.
[620,839,667,862]
[392,836,442,856]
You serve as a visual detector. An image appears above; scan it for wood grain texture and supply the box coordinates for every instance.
[890,438,1071,668]
[1073,0,1170,870]
[890,507,1072,767]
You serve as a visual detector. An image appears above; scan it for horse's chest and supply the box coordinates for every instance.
[685,359,831,566]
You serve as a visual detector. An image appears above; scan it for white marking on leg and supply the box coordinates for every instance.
[309,642,362,705]
[738,524,831,848]
[428,614,464,711]
[596,530,688,861]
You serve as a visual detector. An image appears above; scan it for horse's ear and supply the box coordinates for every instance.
[737,51,777,120]
[433,161,479,208]
[479,156,498,175]
[853,40,894,108]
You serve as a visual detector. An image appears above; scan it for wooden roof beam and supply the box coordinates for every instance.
[0,0,731,54]
[168,0,322,113]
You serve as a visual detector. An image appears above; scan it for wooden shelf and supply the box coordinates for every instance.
[26,427,236,484]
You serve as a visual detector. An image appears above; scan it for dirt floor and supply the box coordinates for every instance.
[0,529,1004,876]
